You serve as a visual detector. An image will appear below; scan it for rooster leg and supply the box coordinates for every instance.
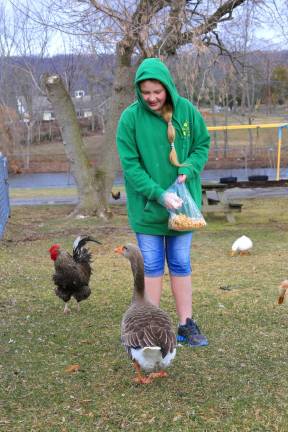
[63,303,71,314]
[147,370,168,380]
[76,302,80,312]
[239,251,250,256]
[132,361,152,384]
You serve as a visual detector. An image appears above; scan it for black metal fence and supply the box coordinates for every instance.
[0,153,10,239]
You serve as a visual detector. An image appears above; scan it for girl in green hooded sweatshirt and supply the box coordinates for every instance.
[116,58,210,347]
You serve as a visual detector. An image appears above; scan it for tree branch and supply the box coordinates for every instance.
[153,0,187,56]
[179,0,247,47]
[150,0,247,56]
[117,0,168,60]
[88,0,129,26]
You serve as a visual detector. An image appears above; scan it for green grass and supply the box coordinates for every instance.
[9,186,125,200]
[10,187,78,199]
[1,199,288,431]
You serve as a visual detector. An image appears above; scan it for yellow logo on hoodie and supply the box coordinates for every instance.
[181,121,190,137]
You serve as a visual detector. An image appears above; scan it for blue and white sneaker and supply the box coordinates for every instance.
[177,318,208,347]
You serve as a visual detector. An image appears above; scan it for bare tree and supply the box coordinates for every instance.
[43,74,108,217]
[11,0,261,217]
[0,2,27,168]
[262,0,288,46]
[0,1,53,168]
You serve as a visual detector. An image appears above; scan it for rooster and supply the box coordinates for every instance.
[49,235,101,314]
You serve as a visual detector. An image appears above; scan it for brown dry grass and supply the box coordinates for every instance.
[1,198,288,431]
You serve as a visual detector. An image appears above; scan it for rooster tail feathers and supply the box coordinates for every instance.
[73,235,101,253]
[73,235,101,263]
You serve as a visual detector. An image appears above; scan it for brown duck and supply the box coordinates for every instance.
[278,280,288,304]
[115,243,176,384]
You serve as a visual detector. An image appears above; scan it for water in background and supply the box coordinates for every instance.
[201,167,288,181]
[8,167,288,189]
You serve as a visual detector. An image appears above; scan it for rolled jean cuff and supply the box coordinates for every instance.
[144,270,164,277]
[169,271,191,277]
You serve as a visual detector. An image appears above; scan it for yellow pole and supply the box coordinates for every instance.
[276,127,282,181]
[205,123,288,179]
[207,123,288,132]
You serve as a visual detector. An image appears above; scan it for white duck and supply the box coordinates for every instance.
[115,243,176,384]
[231,235,253,256]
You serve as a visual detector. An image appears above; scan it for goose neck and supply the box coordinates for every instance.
[130,254,145,300]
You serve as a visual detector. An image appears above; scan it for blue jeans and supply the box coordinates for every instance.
[136,233,193,277]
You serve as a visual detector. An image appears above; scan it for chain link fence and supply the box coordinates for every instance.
[0,153,10,239]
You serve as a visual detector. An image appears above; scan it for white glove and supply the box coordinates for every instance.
[159,192,183,210]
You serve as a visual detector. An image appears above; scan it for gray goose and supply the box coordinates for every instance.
[115,243,176,384]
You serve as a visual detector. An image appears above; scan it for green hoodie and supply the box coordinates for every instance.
[116,58,210,235]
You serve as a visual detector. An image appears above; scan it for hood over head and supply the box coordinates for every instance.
[134,58,179,110]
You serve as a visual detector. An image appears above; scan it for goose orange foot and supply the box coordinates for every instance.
[133,372,167,384]
[148,370,168,380]
[133,375,153,384]
[132,361,153,385]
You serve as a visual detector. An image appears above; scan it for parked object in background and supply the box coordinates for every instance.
[277,280,288,304]
[248,175,269,182]
[220,176,238,184]
[231,235,253,256]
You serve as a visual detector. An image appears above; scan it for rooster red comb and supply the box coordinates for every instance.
[49,244,60,261]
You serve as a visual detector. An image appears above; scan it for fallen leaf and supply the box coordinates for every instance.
[219,285,232,291]
[65,364,80,373]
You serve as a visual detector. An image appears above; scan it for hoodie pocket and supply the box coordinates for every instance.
[143,200,168,225]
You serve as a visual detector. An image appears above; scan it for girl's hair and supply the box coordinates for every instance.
[162,103,185,167]
[139,79,188,167]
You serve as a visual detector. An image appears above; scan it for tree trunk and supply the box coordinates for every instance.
[43,73,109,218]
[97,44,135,208]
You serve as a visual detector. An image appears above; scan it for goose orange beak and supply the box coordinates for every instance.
[114,245,124,254]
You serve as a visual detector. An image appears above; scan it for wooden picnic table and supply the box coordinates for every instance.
[201,179,288,223]
[202,182,239,223]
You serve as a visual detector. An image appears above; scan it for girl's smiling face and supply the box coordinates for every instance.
[140,80,167,112]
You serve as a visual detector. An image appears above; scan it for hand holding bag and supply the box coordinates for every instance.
[165,181,206,231]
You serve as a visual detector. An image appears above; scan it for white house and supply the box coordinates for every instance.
[17,90,95,122]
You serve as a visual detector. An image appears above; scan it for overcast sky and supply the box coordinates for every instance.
[2,0,287,57]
